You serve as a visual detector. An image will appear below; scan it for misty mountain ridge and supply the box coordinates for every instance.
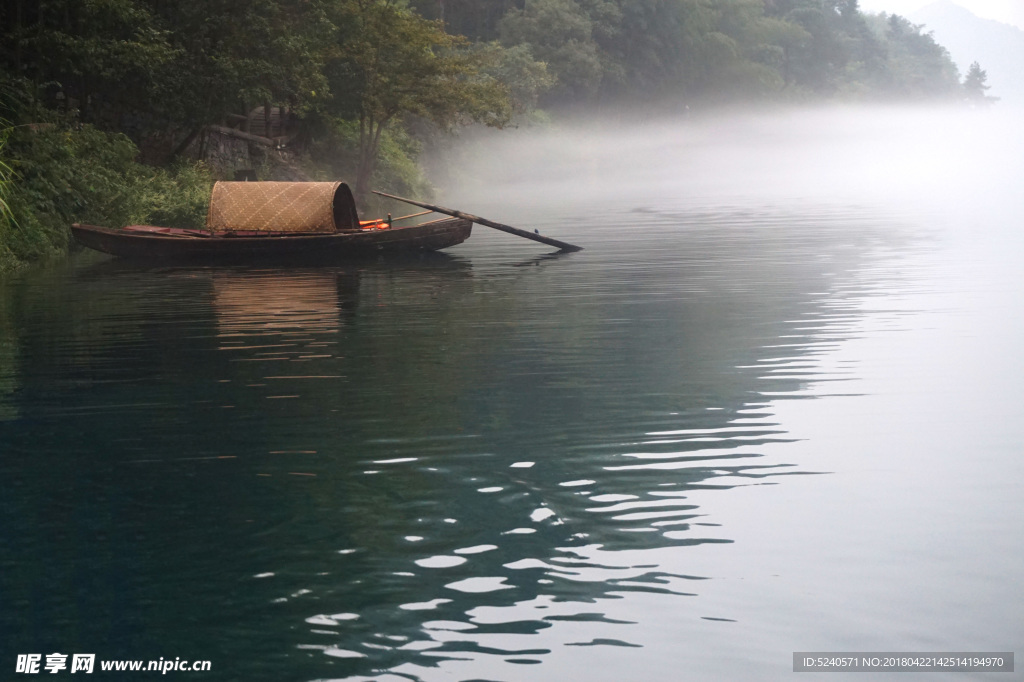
[912,0,1024,105]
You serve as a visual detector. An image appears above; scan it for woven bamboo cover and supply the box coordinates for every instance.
[206,181,345,233]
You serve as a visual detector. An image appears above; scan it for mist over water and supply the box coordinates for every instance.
[425,104,1024,678]
[442,104,1020,212]
[2,105,1023,681]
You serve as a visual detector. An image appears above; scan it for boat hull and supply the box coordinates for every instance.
[71,219,472,261]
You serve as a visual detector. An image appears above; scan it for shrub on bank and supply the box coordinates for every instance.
[0,120,213,273]
[137,160,214,231]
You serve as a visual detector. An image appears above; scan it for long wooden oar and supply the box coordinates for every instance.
[373,191,583,252]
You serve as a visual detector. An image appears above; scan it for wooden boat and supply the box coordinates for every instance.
[70,218,472,260]
[71,181,472,261]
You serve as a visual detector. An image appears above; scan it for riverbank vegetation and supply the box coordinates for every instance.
[0,0,986,271]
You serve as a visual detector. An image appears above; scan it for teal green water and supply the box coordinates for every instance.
[2,109,1022,680]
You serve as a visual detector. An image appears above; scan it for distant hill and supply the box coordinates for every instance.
[912,0,1024,105]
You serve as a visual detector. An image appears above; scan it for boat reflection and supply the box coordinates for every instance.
[212,270,358,340]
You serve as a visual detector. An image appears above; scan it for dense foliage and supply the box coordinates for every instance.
[411,0,966,105]
[0,76,213,272]
[0,0,984,269]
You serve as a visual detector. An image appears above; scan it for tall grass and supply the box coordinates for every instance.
[0,122,21,273]
[141,160,215,230]
[0,129,12,225]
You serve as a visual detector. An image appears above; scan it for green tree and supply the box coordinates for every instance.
[475,43,556,115]
[686,0,791,99]
[145,0,336,155]
[0,0,337,155]
[330,0,515,203]
[1,0,176,125]
[499,0,608,101]
[875,14,961,99]
[409,0,522,41]
[962,61,996,105]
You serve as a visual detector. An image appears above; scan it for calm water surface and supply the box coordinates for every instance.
[2,108,1022,680]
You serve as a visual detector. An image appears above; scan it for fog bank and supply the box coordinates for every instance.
[438,105,1023,222]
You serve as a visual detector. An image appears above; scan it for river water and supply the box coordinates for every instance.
[1,107,1021,680]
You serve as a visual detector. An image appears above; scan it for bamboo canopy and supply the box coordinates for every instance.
[206,181,360,233]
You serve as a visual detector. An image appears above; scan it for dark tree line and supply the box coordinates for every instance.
[415,0,966,105]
